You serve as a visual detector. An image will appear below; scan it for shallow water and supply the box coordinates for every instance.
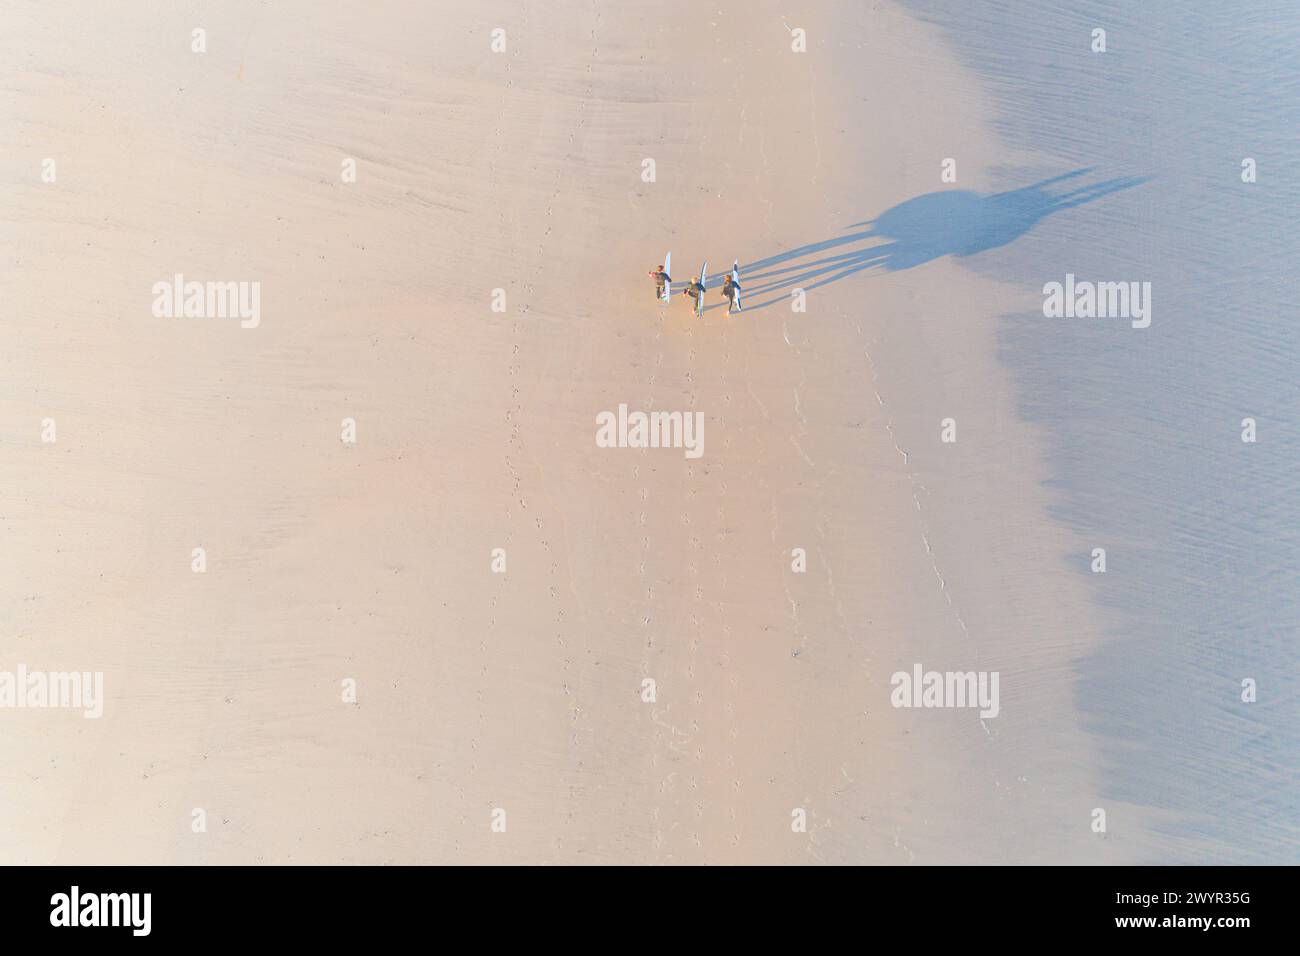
[898,0,1300,861]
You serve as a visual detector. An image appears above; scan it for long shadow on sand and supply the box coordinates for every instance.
[711,168,1149,312]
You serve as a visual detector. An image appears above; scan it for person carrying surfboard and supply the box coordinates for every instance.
[683,275,705,311]
[649,264,670,301]
[723,272,742,313]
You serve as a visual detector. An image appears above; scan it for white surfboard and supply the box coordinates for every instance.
[730,260,741,313]
[696,260,708,317]
[660,251,672,304]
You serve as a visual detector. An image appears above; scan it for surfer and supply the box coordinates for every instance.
[649,264,670,301]
[723,273,742,313]
[683,276,705,309]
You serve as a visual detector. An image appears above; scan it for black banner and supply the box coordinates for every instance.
[0,865,1284,942]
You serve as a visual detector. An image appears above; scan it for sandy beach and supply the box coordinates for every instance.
[3,0,1291,865]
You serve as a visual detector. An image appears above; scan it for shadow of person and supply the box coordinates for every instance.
[870,168,1149,268]
[729,169,1150,311]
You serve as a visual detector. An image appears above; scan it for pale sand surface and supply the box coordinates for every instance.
[2,1,1147,863]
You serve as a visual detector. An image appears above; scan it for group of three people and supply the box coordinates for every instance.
[648,264,741,313]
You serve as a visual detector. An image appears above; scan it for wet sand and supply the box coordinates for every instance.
[0,0,1168,863]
